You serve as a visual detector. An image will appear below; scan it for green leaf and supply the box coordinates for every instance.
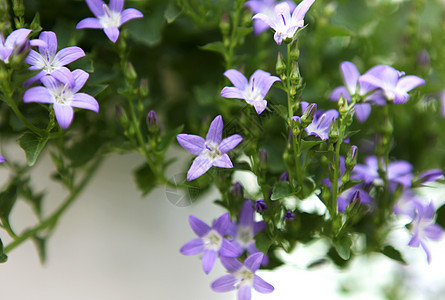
[127,8,165,46]
[200,41,225,55]
[343,129,361,140]
[436,204,445,229]
[133,164,157,196]
[18,132,48,167]
[66,134,105,167]
[157,125,184,152]
[233,161,252,172]
[0,183,18,220]
[339,179,363,193]
[381,245,407,265]
[164,2,182,23]
[271,181,294,200]
[254,231,273,253]
[29,13,42,33]
[270,104,288,120]
[33,236,47,264]
[333,235,352,260]
[300,139,324,152]
[0,238,7,263]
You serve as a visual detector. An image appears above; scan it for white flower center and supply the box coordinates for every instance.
[202,141,222,162]
[50,83,74,105]
[202,229,223,251]
[236,225,253,248]
[234,267,254,288]
[99,4,121,28]
[243,80,263,104]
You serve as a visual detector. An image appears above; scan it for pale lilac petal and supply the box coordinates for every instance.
[0,155,6,163]
[76,17,103,29]
[220,239,242,257]
[420,241,432,264]
[252,13,275,30]
[424,224,444,241]
[397,75,425,93]
[337,196,348,212]
[274,2,291,25]
[423,202,436,219]
[354,103,371,122]
[53,103,74,130]
[29,39,47,47]
[219,134,243,153]
[213,213,230,235]
[23,70,46,88]
[418,169,443,184]
[388,161,413,178]
[318,109,339,129]
[38,31,57,57]
[0,48,12,62]
[187,155,212,181]
[206,115,223,144]
[244,252,264,273]
[25,49,44,68]
[72,69,90,93]
[189,215,211,237]
[340,61,360,94]
[40,75,61,90]
[224,69,248,90]
[180,238,204,255]
[220,256,243,272]
[252,20,270,34]
[253,221,266,235]
[109,0,124,12]
[253,275,274,293]
[238,285,252,300]
[273,32,283,45]
[23,86,53,104]
[202,249,217,274]
[393,92,409,104]
[5,28,31,48]
[240,200,254,227]
[213,154,233,168]
[104,27,120,43]
[86,0,105,17]
[120,8,144,25]
[211,274,237,292]
[56,46,85,66]
[51,67,75,87]
[221,87,245,99]
[292,0,315,24]
[250,70,280,98]
[177,134,205,155]
[246,242,259,255]
[71,93,99,112]
[330,86,351,102]
[252,100,268,114]
[408,232,420,247]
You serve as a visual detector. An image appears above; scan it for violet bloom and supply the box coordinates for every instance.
[296,101,339,140]
[245,0,296,34]
[352,156,413,190]
[180,213,240,274]
[252,0,315,45]
[23,69,99,130]
[359,65,425,104]
[24,31,85,87]
[408,202,444,263]
[0,28,43,63]
[394,190,424,218]
[416,169,443,185]
[221,69,280,114]
[337,187,372,213]
[211,252,274,300]
[76,0,144,43]
[0,155,6,163]
[284,210,295,221]
[255,199,268,214]
[177,115,243,181]
[330,61,386,122]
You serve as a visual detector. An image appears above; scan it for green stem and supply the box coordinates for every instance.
[331,139,342,221]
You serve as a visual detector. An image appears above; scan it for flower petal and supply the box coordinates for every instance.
[187,155,212,181]
[238,285,252,300]
[109,0,124,12]
[240,200,254,227]
[223,69,248,90]
[25,49,44,69]
[189,215,211,237]
[252,100,268,114]
[250,69,280,99]
[340,61,360,94]
[56,46,85,66]
[354,103,371,123]
[177,134,205,155]
[292,0,315,24]
[51,67,75,87]
[53,103,74,130]
[219,134,243,153]
[180,238,204,255]
[220,256,243,272]
[253,275,274,293]
[211,274,237,292]
[86,0,105,17]
[202,249,217,274]
[0,155,6,163]
[5,28,31,48]
[72,69,90,93]
[206,115,223,144]
[396,75,425,93]
[244,252,264,273]
[104,27,120,43]
[213,154,233,168]
[71,93,99,112]
[120,8,144,25]
[23,86,53,104]
[252,13,275,30]
[220,87,244,99]
[253,221,266,235]
[23,70,46,88]
[76,17,103,29]
[213,213,230,235]
[220,239,242,257]
[424,224,444,241]
[38,31,58,57]
[330,86,351,102]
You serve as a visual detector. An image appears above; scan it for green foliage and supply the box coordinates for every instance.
[18,132,48,167]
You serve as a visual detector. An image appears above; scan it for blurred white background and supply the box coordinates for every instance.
[0,151,444,300]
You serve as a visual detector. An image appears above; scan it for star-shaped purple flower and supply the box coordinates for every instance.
[293,101,339,140]
[245,0,296,34]
[330,61,386,122]
[211,252,274,300]
[0,28,38,63]
[0,155,6,163]
[177,115,243,181]
[337,186,372,213]
[23,69,99,130]
[252,0,315,45]
[359,65,425,104]
[76,0,144,43]
[180,213,241,274]
[408,202,444,263]
[24,31,85,87]
[221,69,280,114]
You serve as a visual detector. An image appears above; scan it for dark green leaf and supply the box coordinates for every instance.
[254,231,273,253]
[157,125,184,152]
[164,2,182,23]
[0,183,18,220]
[200,41,225,55]
[381,245,407,265]
[127,9,165,46]
[66,134,105,167]
[18,132,48,167]
[339,179,363,193]
[233,161,252,172]
[271,181,294,200]
[436,204,445,229]
[133,164,157,196]
[301,139,324,152]
[33,236,47,264]
[270,104,288,120]
[333,235,352,260]
[343,130,361,140]
[0,238,7,263]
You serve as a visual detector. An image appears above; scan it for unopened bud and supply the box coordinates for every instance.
[232,182,243,200]
[259,148,268,169]
[220,13,230,36]
[345,145,358,170]
[276,52,286,75]
[125,62,137,81]
[328,119,339,142]
[290,42,300,61]
[301,103,317,128]
[146,110,159,134]
[279,171,289,182]
[139,78,149,97]
[255,199,268,214]
[289,63,300,84]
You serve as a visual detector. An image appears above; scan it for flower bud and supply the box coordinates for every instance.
[276,52,286,75]
[328,119,339,142]
[301,103,317,128]
[125,62,137,81]
[290,42,300,61]
[289,63,300,84]
[259,148,268,167]
[345,145,358,170]
[146,110,159,134]
[232,182,243,200]
[220,13,230,36]
[255,199,268,214]
[139,78,149,97]
[284,210,295,221]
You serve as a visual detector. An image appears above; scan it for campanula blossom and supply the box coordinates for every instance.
[211,252,274,300]
[0,155,6,163]
[245,0,296,34]
[0,28,45,63]
[255,199,268,214]
[177,115,243,181]
[221,69,280,114]
[359,65,425,104]
[394,190,424,218]
[408,202,444,263]
[330,61,386,122]
[284,210,295,221]
[294,102,339,140]
[23,69,99,129]
[76,0,144,43]
[337,187,372,213]
[180,213,240,274]
[252,0,315,45]
[24,31,85,87]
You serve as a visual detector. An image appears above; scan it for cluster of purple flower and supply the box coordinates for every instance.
[180,200,273,300]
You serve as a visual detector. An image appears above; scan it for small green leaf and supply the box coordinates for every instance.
[0,183,18,220]
[18,132,48,167]
[33,236,47,264]
[381,245,407,265]
[254,231,273,253]
[339,179,363,193]
[271,181,294,200]
[270,104,288,120]
[200,41,225,54]
[300,139,323,151]
[0,238,7,263]
[157,125,184,152]
[333,235,352,260]
[436,204,445,229]
[133,164,157,196]
[164,2,182,23]
[29,13,42,33]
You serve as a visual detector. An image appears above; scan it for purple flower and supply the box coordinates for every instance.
[177,115,243,181]
[76,0,144,43]
[359,65,425,104]
[228,200,267,259]
[0,28,41,63]
[0,155,6,163]
[394,190,424,218]
[24,31,85,87]
[416,169,443,185]
[252,0,315,45]
[297,101,339,140]
[352,156,413,190]
[23,69,99,130]
[278,171,289,181]
[221,69,280,114]
[255,199,268,214]
[330,61,386,122]
[211,252,274,300]
[180,214,240,274]
[284,209,295,221]
[408,202,444,263]
[245,0,296,34]
[337,187,372,213]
